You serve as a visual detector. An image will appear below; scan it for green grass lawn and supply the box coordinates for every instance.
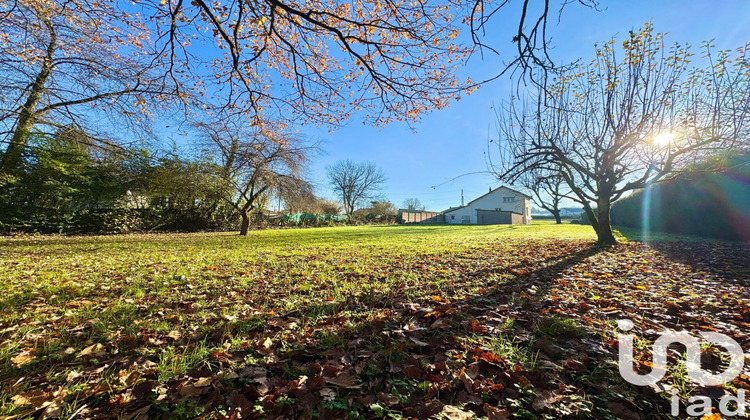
[1,223,748,419]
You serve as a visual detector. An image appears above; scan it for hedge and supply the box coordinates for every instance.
[610,167,750,241]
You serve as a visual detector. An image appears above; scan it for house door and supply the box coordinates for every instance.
[476,210,511,225]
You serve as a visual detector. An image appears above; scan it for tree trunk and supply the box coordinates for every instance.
[596,195,617,245]
[0,15,56,174]
[581,201,600,235]
[552,209,561,224]
[239,210,250,236]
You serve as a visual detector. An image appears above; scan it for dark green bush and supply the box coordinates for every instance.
[610,151,750,241]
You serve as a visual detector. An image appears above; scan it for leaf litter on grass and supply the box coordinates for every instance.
[0,225,748,419]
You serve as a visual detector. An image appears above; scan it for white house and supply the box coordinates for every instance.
[443,186,532,225]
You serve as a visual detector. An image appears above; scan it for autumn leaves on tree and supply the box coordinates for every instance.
[2,0,602,172]
[1,0,479,173]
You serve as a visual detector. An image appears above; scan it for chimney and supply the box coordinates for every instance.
[489,187,492,192]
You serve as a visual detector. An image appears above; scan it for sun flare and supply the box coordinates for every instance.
[652,131,675,146]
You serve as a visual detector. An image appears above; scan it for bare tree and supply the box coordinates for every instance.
[493,25,750,244]
[520,169,568,224]
[402,197,426,211]
[0,0,173,176]
[199,118,316,235]
[469,0,600,84]
[326,160,386,217]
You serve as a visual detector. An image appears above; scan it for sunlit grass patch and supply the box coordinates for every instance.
[0,224,746,418]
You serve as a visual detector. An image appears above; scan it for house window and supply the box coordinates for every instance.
[503,197,515,203]
[451,215,455,220]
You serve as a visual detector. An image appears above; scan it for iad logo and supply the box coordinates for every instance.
[617,319,747,417]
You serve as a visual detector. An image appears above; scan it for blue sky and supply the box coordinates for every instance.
[300,1,750,212]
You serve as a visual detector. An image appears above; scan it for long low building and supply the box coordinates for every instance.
[397,186,532,225]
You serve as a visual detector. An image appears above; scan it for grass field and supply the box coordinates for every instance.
[1,223,749,419]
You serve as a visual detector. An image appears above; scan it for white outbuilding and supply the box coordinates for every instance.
[443,186,532,225]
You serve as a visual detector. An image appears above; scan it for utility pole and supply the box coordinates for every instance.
[461,189,464,206]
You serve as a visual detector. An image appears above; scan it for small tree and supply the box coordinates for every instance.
[370,200,397,216]
[316,199,342,215]
[326,160,386,217]
[521,169,568,224]
[493,25,750,244]
[402,197,425,211]
[199,118,315,235]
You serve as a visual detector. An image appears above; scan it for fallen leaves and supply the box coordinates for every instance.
[10,350,35,367]
[79,343,105,357]
[1,229,748,419]
[11,389,49,407]
[440,404,476,419]
[324,370,361,389]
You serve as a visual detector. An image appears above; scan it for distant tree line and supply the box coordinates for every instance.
[0,123,328,234]
[0,128,404,234]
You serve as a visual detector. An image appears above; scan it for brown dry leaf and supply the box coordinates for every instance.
[39,398,64,420]
[178,384,203,397]
[239,366,266,378]
[11,389,49,408]
[430,318,451,329]
[483,404,510,420]
[120,371,140,387]
[440,404,476,419]
[194,377,212,387]
[10,351,36,367]
[457,368,475,393]
[465,363,479,379]
[79,343,104,357]
[227,389,254,416]
[255,376,270,395]
[122,404,151,420]
[377,391,400,407]
[66,370,83,382]
[319,387,336,401]
[484,404,510,420]
[532,390,566,411]
[325,370,360,389]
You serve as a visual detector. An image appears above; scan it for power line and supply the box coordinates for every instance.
[430,171,493,189]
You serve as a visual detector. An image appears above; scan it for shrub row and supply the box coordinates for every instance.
[0,207,237,234]
[610,171,750,241]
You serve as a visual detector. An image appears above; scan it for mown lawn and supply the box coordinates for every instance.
[1,223,748,419]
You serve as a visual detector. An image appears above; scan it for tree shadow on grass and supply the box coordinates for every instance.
[6,239,687,420]
[651,241,749,283]
[91,241,645,419]
[615,226,750,284]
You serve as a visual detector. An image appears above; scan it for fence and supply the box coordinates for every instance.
[397,210,445,224]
